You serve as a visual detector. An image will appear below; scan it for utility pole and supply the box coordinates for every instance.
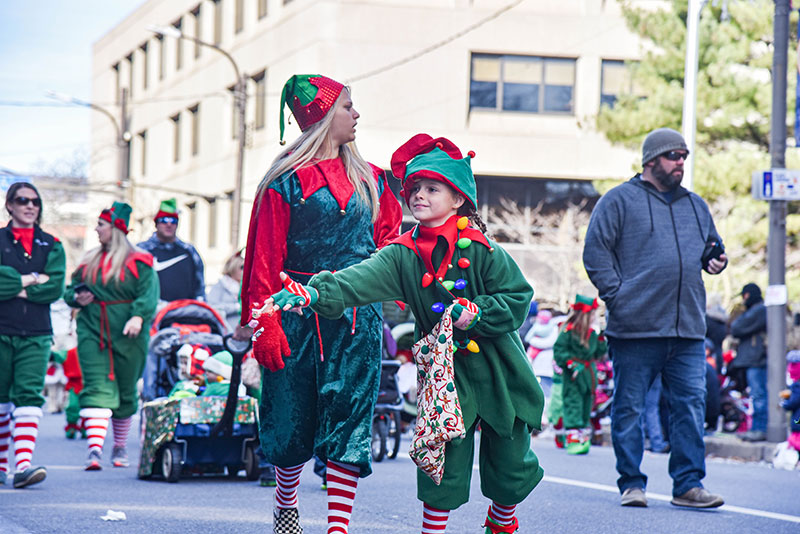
[767,0,790,444]
[681,0,707,192]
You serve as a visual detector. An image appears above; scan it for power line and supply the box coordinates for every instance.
[346,0,526,83]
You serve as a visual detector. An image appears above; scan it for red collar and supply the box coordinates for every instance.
[390,215,490,279]
[11,227,34,255]
[295,158,352,211]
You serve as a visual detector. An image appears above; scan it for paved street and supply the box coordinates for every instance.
[1,413,799,533]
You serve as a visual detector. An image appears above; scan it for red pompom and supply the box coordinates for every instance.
[435,142,443,149]
[458,297,469,306]
[467,150,476,158]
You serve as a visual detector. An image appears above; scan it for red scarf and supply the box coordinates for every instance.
[413,215,461,281]
[11,227,34,255]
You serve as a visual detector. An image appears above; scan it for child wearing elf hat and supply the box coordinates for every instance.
[65,202,160,470]
[258,133,544,534]
[239,73,402,534]
[137,198,205,302]
[553,295,608,455]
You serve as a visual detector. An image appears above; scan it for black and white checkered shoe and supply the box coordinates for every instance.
[273,507,303,534]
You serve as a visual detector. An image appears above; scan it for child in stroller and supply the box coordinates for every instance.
[137,300,259,482]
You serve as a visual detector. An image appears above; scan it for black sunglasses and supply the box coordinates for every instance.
[12,196,41,207]
[662,150,689,161]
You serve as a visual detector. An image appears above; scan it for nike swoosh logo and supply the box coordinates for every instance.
[153,254,189,272]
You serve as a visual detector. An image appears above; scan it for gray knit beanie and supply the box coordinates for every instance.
[641,128,688,166]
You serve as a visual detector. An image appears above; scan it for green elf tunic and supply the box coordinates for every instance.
[0,225,66,409]
[553,328,607,429]
[65,252,160,418]
[309,214,544,509]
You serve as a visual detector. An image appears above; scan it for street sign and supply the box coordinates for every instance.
[752,168,800,200]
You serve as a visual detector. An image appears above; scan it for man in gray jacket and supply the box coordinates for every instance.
[583,128,727,509]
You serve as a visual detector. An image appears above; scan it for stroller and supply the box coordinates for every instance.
[137,300,260,482]
[589,359,614,445]
[372,359,404,462]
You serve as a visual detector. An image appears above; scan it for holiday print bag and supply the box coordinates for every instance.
[410,304,466,485]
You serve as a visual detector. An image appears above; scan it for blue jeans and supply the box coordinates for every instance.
[642,373,668,451]
[746,366,767,433]
[609,337,707,497]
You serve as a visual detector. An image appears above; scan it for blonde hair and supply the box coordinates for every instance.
[561,308,594,348]
[256,89,380,221]
[222,251,244,277]
[80,224,140,285]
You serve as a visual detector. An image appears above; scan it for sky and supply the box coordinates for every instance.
[0,1,145,176]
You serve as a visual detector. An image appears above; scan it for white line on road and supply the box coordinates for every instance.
[542,474,800,524]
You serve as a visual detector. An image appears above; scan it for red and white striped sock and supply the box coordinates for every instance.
[326,460,359,534]
[81,408,112,455]
[488,501,517,526]
[275,464,304,508]
[12,406,42,473]
[0,403,13,475]
[111,417,132,448]
[421,503,449,533]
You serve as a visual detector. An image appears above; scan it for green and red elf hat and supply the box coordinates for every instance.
[99,201,132,234]
[571,294,599,313]
[390,134,478,211]
[154,198,179,221]
[279,74,345,145]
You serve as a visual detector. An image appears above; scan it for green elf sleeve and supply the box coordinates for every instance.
[309,245,405,319]
[469,242,534,338]
[553,330,574,368]
[63,268,86,308]
[0,265,23,300]
[130,262,160,322]
[26,240,66,304]
[591,331,608,360]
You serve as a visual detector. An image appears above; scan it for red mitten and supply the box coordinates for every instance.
[251,311,291,372]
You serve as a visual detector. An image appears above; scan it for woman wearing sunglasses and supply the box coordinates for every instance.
[64,202,159,471]
[0,182,66,488]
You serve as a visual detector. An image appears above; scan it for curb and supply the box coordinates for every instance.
[703,434,776,462]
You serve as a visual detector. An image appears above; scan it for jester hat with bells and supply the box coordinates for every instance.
[390,134,478,211]
[279,74,345,145]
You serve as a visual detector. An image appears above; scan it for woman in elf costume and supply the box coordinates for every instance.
[553,295,607,455]
[239,74,401,534]
[65,202,159,470]
[0,182,66,488]
[263,134,545,534]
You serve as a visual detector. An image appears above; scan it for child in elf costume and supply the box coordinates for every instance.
[51,347,86,439]
[260,134,544,534]
[780,350,800,452]
[169,350,245,398]
[553,295,607,455]
[65,202,160,471]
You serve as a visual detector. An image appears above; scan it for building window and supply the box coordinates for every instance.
[171,113,181,162]
[213,0,223,45]
[140,42,149,90]
[258,0,267,19]
[112,63,120,104]
[229,85,238,139]
[191,5,201,59]
[208,198,217,248]
[157,35,165,81]
[126,53,134,98]
[173,18,183,70]
[189,104,199,156]
[252,70,266,130]
[469,54,576,114]
[600,59,639,109]
[235,0,244,33]
[138,130,147,176]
